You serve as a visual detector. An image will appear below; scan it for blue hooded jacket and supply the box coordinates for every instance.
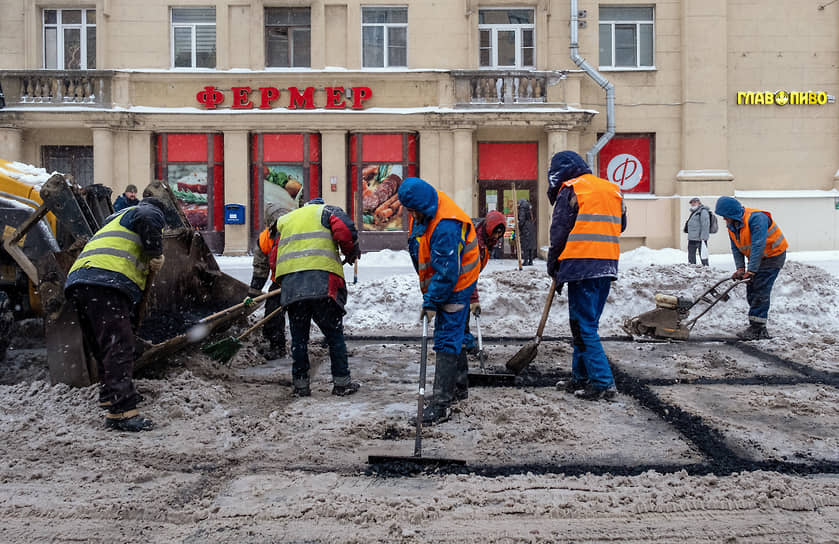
[715,196,784,272]
[546,151,626,283]
[398,177,474,310]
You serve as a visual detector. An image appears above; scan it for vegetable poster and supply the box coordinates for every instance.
[264,165,304,211]
[362,164,403,231]
[168,164,209,229]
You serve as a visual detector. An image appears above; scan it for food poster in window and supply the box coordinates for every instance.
[361,164,403,231]
[264,165,305,211]
[169,164,209,229]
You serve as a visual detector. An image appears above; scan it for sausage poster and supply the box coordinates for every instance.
[168,164,209,229]
[361,164,403,231]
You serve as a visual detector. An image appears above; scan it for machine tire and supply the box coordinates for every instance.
[0,291,14,361]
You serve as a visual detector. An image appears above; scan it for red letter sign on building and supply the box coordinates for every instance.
[231,86,254,109]
[598,135,652,193]
[325,87,347,109]
[258,87,280,109]
[288,87,315,109]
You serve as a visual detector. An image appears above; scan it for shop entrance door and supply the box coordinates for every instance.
[477,181,536,259]
[42,145,93,186]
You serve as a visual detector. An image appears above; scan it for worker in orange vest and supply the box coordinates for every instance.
[398,177,480,425]
[714,196,788,340]
[547,151,626,401]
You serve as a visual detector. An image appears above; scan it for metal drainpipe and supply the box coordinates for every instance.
[570,0,615,170]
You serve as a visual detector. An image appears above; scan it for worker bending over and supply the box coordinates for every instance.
[249,202,292,359]
[65,197,167,432]
[274,199,361,397]
[398,177,479,425]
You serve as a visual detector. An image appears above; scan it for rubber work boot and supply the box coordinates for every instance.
[556,378,587,394]
[454,351,469,401]
[574,384,617,401]
[422,352,458,425]
[105,409,154,432]
[331,381,360,396]
[736,323,770,340]
[292,378,311,398]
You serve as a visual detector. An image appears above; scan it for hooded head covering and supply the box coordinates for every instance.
[517,198,531,209]
[547,151,591,205]
[397,177,438,219]
[140,196,167,212]
[306,197,324,206]
[484,210,506,237]
[714,196,745,220]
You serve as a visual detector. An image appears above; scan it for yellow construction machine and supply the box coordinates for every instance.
[0,159,251,386]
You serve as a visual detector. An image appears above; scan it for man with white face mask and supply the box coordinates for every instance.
[684,197,711,266]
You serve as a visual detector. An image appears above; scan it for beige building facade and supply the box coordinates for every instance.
[1,0,838,255]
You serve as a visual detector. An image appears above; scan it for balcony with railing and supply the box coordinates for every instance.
[0,71,114,107]
[452,70,567,106]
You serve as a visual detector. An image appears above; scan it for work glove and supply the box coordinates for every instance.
[419,307,436,323]
[148,255,165,273]
[546,246,560,277]
[343,244,361,265]
[732,267,746,280]
[470,302,481,317]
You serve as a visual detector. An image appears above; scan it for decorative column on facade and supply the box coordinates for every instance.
[542,124,571,251]
[0,128,23,162]
[452,127,475,212]
[418,129,441,190]
[92,127,114,189]
[320,130,347,208]
[678,0,733,197]
[223,130,249,255]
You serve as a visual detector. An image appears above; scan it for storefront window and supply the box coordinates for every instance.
[250,133,321,239]
[348,133,417,232]
[155,133,224,232]
[477,142,538,259]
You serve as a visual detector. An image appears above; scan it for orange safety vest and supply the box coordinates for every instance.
[729,208,788,258]
[558,174,623,262]
[258,228,279,281]
[413,191,480,294]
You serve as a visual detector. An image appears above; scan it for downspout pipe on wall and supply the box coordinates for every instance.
[570,0,615,170]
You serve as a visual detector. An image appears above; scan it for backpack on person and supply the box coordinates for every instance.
[683,206,719,234]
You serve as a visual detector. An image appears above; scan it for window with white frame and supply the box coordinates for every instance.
[478,9,534,68]
[598,6,654,69]
[43,8,96,69]
[361,6,407,68]
[171,7,216,69]
[265,7,311,67]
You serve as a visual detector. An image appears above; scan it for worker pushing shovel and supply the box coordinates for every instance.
[521,151,626,402]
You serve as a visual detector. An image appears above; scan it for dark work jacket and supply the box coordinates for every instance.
[278,205,358,314]
[113,194,140,212]
[64,201,165,305]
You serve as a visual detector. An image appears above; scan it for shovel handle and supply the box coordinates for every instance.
[415,315,428,458]
[475,314,485,373]
[237,305,284,341]
[199,289,282,324]
[535,279,557,341]
[353,261,358,284]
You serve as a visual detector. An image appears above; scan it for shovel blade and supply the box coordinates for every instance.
[505,341,538,375]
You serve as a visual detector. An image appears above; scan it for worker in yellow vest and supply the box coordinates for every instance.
[274,199,361,397]
[249,202,292,359]
[64,197,167,432]
[547,151,626,402]
[398,177,480,425]
[714,196,788,340]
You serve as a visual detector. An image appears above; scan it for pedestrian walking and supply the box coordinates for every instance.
[685,197,711,266]
[517,199,537,265]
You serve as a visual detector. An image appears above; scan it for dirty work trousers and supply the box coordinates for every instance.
[567,277,615,390]
[746,266,782,324]
[286,298,351,387]
[263,280,286,348]
[66,284,140,413]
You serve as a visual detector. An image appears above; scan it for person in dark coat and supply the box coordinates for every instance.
[274,200,361,398]
[113,184,139,211]
[64,197,167,432]
[547,151,626,401]
[517,198,537,265]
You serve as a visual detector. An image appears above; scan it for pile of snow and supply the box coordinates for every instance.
[0,160,59,190]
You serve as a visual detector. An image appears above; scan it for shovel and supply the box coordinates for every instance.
[506,278,557,375]
[202,305,284,364]
[467,313,516,387]
[368,315,465,467]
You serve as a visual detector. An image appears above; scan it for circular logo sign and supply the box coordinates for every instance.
[774,90,790,106]
[606,153,643,191]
